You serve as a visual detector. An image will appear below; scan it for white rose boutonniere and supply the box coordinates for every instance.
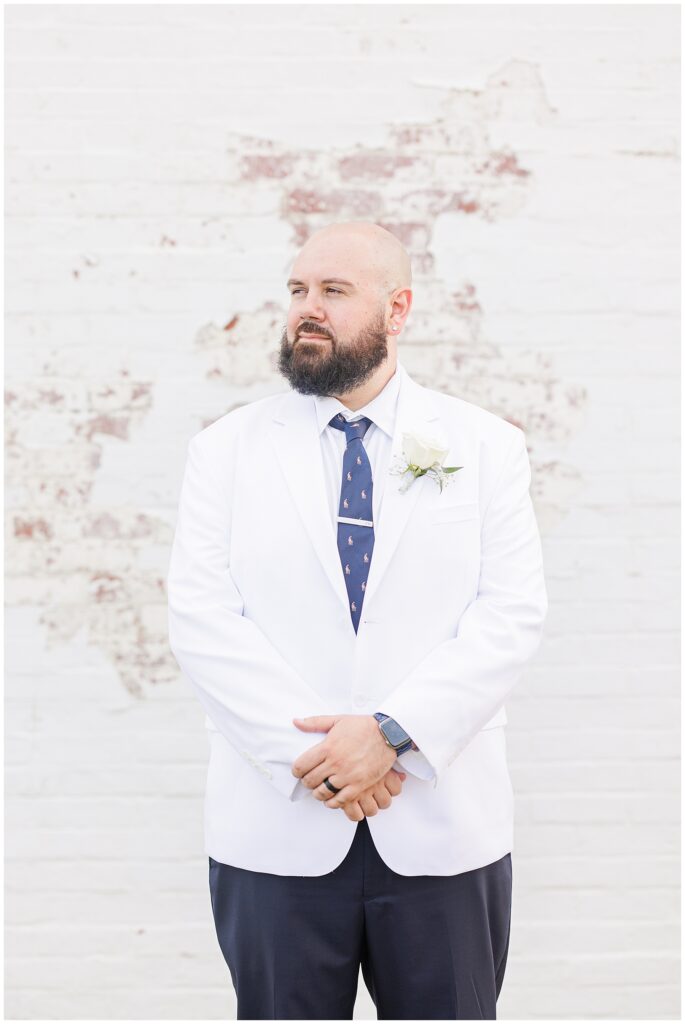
[390,429,463,494]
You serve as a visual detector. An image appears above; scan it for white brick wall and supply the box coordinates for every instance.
[5,4,679,1019]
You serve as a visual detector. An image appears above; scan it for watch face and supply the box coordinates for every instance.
[381,718,410,748]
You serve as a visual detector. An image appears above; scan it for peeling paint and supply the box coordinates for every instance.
[6,58,578,703]
[14,516,53,541]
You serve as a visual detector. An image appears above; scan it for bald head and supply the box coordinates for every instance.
[293,221,412,298]
[281,220,413,399]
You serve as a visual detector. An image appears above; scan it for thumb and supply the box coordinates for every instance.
[292,715,338,732]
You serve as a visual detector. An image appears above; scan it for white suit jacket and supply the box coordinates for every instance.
[167,360,548,876]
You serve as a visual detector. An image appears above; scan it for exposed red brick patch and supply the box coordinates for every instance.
[90,572,123,602]
[79,415,130,442]
[389,124,434,145]
[284,188,381,216]
[14,517,53,541]
[388,189,480,219]
[239,154,295,180]
[38,388,65,405]
[375,221,429,248]
[452,283,482,314]
[285,189,331,215]
[445,194,480,214]
[131,383,150,402]
[338,151,416,180]
[223,315,239,331]
[476,151,530,178]
[83,513,121,539]
[81,512,157,540]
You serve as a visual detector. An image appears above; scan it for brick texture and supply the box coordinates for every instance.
[5,4,679,1019]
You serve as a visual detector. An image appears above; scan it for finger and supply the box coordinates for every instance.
[323,783,359,809]
[291,741,328,778]
[359,794,379,817]
[313,778,342,802]
[385,769,407,794]
[300,763,335,790]
[373,787,392,810]
[384,774,402,797]
[292,716,337,732]
[342,801,364,823]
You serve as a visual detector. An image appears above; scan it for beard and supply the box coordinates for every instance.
[277,309,389,397]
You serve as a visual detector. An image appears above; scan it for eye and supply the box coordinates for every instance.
[289,287,342,295]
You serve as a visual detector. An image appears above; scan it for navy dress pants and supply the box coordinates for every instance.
[208,818,512,1020]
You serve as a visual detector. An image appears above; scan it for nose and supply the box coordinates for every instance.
[297,289,327,324]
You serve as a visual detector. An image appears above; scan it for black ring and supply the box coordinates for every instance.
[323,777,340,794]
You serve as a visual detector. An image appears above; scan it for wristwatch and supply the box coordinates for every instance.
[373,712,415,757]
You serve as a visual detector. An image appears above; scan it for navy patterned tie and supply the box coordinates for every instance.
[328,413,375,633]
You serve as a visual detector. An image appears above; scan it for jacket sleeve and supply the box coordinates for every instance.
[167,432,331,802]
[375,426,548,788]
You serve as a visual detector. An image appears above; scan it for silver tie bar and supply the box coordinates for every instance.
[337,515,374,528]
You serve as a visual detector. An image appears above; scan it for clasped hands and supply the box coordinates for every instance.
[291,714,407,822]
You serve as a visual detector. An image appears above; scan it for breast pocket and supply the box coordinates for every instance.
[427,501,480,525]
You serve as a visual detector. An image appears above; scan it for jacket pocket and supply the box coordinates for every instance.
[428,501,480,524]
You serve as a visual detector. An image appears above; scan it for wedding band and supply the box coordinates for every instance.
[323,777,340,794]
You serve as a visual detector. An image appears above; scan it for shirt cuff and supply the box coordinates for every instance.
[395,747,437,781]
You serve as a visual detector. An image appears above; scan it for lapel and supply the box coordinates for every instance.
[269,361,445,622]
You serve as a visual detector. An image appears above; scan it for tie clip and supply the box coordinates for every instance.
[337,515,373,528]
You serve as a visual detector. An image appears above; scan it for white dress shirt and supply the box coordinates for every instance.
[312,361,400,529]
[311,362,435,783]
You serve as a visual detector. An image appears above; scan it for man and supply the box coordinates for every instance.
[167,221,548,1020]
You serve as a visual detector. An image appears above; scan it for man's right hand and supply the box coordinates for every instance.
[331,767,408,822]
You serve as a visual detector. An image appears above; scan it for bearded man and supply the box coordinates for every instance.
[167,220,548,1020]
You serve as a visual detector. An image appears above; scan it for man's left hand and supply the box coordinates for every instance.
[291,714,397,807]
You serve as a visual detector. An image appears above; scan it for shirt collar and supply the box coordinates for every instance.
[312,361,402,439]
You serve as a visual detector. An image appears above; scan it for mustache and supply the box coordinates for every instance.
[296,325,333,341]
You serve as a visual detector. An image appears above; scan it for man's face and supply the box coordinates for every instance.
[278,268,389,396]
